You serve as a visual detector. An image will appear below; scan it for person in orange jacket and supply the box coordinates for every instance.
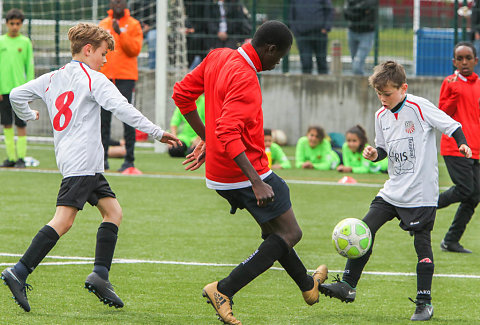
[99,0,143,172]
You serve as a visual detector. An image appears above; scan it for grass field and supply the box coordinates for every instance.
[1,144,479,324]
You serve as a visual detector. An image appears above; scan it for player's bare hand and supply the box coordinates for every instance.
[363,145,378,161]
[183,140,205,171]
[302,161,314,169]
[0,94,3,101]
[251,180,274,207]
[459,144,472,158]
[33,110,40,120]
[159,131,182,147]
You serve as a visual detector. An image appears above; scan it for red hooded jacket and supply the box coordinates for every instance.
[172,43,270,186]
[439,72,480,159]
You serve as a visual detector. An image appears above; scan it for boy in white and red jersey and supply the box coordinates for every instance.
[173,20,327,325]
[319,61,471,321]
[0,23,180,312]
[437,42,480,254]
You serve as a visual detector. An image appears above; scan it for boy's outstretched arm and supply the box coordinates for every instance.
[451,127,472,158]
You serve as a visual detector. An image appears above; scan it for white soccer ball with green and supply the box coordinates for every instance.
[332,218,372,259]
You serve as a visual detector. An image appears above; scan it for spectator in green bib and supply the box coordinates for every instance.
[168,94,206,157]
[264,128,291,169]
[295,125,340,170]
[337,124,387,174]
[0,9,34,168]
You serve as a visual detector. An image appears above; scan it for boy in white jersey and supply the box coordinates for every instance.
[1,23,180,312]
[319,61,472,321]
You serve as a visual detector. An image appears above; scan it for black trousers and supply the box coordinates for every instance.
[438,156,480,243]
[101,79,136,163]
[343,197,434,289]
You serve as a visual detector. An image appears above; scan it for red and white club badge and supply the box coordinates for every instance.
[405,121,415,134]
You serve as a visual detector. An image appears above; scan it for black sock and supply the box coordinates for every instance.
[278,248,313,292]
[13,262,29,283]
[416,259,434,302]
[94,222,118,280]
[217,234,289,297]
[19,225,60,276]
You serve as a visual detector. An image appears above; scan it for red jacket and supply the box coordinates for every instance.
[439,72,480,159]
[172,43,270,185]
[99,9,143,80]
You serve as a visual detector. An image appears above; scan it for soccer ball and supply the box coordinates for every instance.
[332,218,372,259]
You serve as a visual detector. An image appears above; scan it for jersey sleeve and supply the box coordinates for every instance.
[91,73,165,141]
[9,73,50,121]
[422,98,461,136]
[374,110,387,151]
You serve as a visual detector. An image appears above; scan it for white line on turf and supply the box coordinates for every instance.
[0,168,453,190]
[1,253,478,279]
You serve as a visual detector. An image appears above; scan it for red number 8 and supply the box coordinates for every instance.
[53,91,74,131]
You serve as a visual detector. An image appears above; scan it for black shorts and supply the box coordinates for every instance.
[0,94,27,127]
[369,196,436,232]
[216,172,292,225]
[56,173,116,210]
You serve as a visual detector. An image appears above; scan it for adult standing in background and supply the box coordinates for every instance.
[99,0,143,172]
[130,0,156,69]
[205,0,252,50]
[185,0,208,69]
[289,0,333,74]
[344,0,378,75]
[471,0,480,75]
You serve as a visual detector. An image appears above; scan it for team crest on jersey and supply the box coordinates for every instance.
[405,121,415,134]
[18,47,22,53]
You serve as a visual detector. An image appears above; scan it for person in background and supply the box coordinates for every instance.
[295,125,340,170]
[0,8,34,168]
[337,124,387,174]
[99,0,143,172]
[264,128,291,169]
[471,0,480,75]
[130,0,156,69]
[289,0,333,74]
[205,0,252,50]
[436,42,480,254]
[344,0,378,75]
[185,0,208,70]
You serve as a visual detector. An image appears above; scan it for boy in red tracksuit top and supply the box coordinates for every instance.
[172,21,327,325]
[437,41,480,253]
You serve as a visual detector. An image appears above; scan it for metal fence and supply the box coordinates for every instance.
[0,0,475,76]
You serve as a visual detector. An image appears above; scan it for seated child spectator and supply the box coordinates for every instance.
[168,94,205,157]
[295,125,340,170]
[337,125,387,173]
[264,128,291,169]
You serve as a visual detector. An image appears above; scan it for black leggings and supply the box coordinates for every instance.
[343,198,433,290]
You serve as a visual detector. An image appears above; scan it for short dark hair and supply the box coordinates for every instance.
[264,128,272,136]
[251,20,293,52]
[6,8,25,22]
[453,41,477,58]
[368,60,406,90]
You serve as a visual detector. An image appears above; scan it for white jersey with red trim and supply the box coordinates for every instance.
[374,93,461,207]
[10,60,164,177]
